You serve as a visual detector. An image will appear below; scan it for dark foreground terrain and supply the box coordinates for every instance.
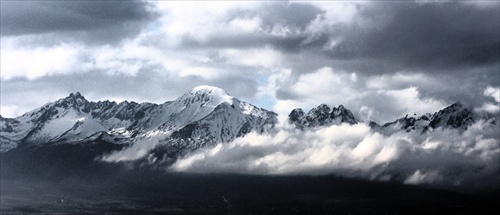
[1,143,499,214]
[2,173,499,215]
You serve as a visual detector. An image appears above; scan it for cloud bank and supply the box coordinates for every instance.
[170,120,499,191]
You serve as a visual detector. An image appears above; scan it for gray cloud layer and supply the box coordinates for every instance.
[1,0,157,45]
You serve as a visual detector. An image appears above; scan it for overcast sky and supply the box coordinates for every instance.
[1,0,499,123]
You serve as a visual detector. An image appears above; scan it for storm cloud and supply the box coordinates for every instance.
[322,2,500,72]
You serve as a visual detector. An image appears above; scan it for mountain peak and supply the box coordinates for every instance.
[448,102,464,109]
[66,92,86,100]
[56,92,88,107]
[180,85,233,107]
[191,85,229,96]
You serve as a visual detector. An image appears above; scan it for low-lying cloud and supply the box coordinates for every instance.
[170,120,500,191]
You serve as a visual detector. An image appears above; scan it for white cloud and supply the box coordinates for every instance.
[484,86,500,103]
[404,169,442,185]
[1,43,81,80]
[307,1,367,25]
[382,87,446,116]
[475,103,500,114]
[103,133,167,162]
[0,105,22,118]
[170,119,500,190]
[475,86,500,114]
[366,73,429,90]
[155,1,261,43]
[229,17,262,32]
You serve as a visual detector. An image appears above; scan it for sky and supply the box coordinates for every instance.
[1,0,499,123]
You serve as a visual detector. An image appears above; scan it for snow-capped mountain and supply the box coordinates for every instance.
[0,86,277,154]
[0,92,153,148]
[288,104,357,129]
[371,102,492,134]
[288,102,492,134]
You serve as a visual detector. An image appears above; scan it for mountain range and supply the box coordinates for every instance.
[0,86,494,163]
[0,86,276,156]
[291,102,493,135]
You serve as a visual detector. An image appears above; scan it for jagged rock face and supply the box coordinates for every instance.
[374,102,487,135]
[331,105,357,125]
[368,121,381,129]
[0,86,278,156]
[288,108,305,122]
[289,104,357,128]
[427,103,475,129]
[380,113,431,132]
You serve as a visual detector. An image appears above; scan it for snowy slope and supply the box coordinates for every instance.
[0,86,278,157]
[1,93,110,145]
[106,86,277,163]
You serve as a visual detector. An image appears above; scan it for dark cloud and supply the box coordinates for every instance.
[179,2,325,53]
[323,2,499,72]
[0,0,158,45]
[284,2,499,75]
